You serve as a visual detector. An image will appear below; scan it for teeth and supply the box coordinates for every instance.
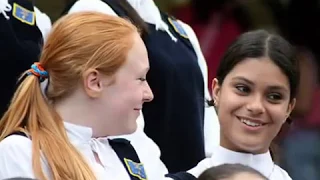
[240,119,262,127]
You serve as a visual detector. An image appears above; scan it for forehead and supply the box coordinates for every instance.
[232,172,265,180]
[117,33,149,75]
[224,57,290,89]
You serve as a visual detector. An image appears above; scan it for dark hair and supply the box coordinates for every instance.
[61,0,149,36]
[198,163,267,180]
[216,29,299,100]
[116,0,149,36]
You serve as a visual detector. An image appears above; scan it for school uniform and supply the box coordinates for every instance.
[66,0,220,173]
[188,145,292,180]
[33,6,52,42]
[0,0,51,117]
[0,122,196,180]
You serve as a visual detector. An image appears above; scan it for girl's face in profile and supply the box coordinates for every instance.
[86,33,153,136]
[212,57,296,154]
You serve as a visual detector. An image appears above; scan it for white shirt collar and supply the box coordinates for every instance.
[126,0,177,41]
[64,121,93,143]
[62,122,134,179]
[211,146,275,178]
[126,0,162,29]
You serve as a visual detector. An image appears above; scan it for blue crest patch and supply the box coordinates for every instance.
[124,158,147,180]
[168,17,188,39]
[12,3,35,25]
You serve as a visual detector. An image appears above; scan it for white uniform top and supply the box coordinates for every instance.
[0,122,172,180]
[68,0,220,158]
[188,145,292,180]
[34,6,52,42]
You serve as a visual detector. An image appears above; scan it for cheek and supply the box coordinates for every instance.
[217,90,243,114]
[103,85,133,106]
[217,92,243,125]
[118,83,143,103]
[268,105,288,125]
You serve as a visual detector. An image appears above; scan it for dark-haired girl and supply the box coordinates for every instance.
[188,30,298,180]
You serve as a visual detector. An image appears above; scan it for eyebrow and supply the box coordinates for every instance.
[268,85,289,93]
[231,76,289,92]
[231,76,254,85]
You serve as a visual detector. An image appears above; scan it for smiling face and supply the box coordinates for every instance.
[83,32,153,136]
[100,32,153,135]
[212,57,296,153]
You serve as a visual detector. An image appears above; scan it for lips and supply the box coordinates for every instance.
[237,116,267,127]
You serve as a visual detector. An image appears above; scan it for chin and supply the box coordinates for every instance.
[228,134,268,154]
[125,123,138,135]
[235,140,269,154]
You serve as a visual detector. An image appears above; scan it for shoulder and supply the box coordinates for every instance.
[271,165,292,180]
[68,0,118,16]
[33,6,52,41]
[172,17,210,86]
[34,6,51,25]
[187,158,213,178]
[162,13,195,39]
[176,19,198,45]
[110,129,169,178]
[176,20,192,33]
[0,135,35,179]
[164,13,195,41]
[0,134,32,152]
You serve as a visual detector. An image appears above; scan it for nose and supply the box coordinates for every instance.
[246,95,265,115]
[143,82,154,102]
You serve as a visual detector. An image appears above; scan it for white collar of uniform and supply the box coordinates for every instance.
[64,122,94,143]
[63,122,114,164]
[212,145,275,178]
[126,0,177,41]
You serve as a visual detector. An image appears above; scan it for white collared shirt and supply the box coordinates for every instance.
[188,146,292,180]
[0,122,171,180]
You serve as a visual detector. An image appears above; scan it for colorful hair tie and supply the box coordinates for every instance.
[27,62,48,82]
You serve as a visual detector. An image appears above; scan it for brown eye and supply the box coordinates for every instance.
[235,85,250,94]
[267,93,282,102]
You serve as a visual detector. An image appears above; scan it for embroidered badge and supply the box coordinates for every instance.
[124,158,147,180]
[12,3,35,25]
[168,17,188,39]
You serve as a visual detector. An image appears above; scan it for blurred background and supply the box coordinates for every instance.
[33,0,320,179]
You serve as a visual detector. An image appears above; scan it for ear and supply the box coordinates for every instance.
[285,98,296,122]
[211,78,221,105]
[82,69,103,98]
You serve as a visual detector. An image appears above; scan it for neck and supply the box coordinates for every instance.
[53,90,106,137]
[220,134,269,155]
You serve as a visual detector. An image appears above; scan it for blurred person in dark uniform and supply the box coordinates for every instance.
[0,0,51,117]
